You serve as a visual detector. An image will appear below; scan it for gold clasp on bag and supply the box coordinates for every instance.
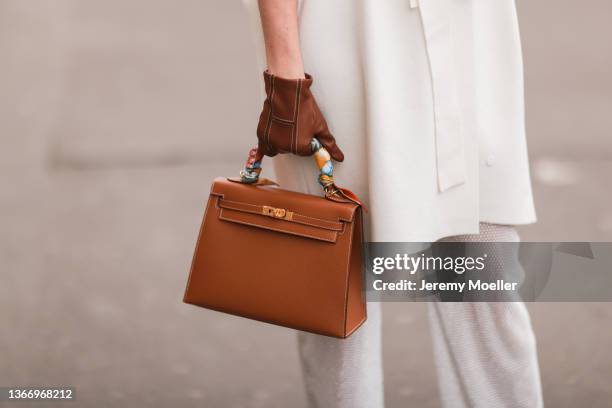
[262,205,293,220]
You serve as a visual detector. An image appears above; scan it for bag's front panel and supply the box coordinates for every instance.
[184,194,358,337]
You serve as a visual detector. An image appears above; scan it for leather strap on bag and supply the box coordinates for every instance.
[239,138,366,209]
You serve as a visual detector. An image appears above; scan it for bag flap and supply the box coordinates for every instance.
[210,177,360,223]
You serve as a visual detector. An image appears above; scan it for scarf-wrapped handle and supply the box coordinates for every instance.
[240,138,365,208]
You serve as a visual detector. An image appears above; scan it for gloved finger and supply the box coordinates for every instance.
[316,129,344,162]
[257,141,278,158]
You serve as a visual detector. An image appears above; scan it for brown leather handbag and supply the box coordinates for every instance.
[183,143,367,338]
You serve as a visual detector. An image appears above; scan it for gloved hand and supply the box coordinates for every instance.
[256,71,344,162]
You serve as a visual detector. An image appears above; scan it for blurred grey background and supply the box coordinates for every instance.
[1,1,611,407]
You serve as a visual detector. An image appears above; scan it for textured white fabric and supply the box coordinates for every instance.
[439,222,520,243]
[241,0,537,242]
[298,302,384,408]
[297,224,543,408]
[429,224,544,408]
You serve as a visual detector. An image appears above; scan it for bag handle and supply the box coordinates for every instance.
[239,138,365,208]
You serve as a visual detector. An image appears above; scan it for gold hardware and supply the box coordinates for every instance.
[262,205,293,220]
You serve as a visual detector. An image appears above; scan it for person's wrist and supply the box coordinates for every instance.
[267,58,305,79]
[267,68,305,79]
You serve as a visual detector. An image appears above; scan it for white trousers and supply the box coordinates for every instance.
[297,224,544,408]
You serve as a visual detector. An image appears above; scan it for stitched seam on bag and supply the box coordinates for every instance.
[336,207,358,223]
[219,198,345,230]
[219,210,337,243]
[221,204,341,232]
[345,209,365,335]
[293,215,342,230]
[222,203,342,230]
[342,209,357,335]
[357,212,365,313]
[344,316,367,338]
[218,197,356,225]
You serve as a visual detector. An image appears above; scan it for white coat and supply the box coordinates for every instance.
[242,0,537,241]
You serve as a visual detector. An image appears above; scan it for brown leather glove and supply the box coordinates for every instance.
[256,71,344,162]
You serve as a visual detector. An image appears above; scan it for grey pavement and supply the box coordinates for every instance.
[1,1,611,407]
